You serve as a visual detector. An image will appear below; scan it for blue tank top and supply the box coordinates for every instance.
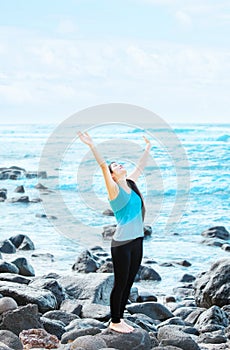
[109,185,144,241]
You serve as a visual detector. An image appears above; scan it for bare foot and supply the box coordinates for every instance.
[109,321,132,333]
[121,319,134,331]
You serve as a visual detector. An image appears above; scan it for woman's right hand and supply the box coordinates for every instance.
[78,131,94,147]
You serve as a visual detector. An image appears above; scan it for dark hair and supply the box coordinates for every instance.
[127,179,146,221]
[108,162,115,173]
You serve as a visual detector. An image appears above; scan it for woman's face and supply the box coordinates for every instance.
[110,162,127,179]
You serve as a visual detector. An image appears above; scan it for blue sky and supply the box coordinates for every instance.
[0,0,229,124]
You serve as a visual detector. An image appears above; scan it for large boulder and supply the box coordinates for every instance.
[9,234,35,251]
[0,281,57,313]
[0,241,16,254]
[194,258,230,308]
[10,257,35,277]
[0,304,43,336]
[194,305,229,332]
[99,328,152,350]
[157,325,200,350]
[59,273,113,305]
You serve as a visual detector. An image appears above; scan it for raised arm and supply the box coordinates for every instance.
[127,136,151,182]
[78,131,118,200]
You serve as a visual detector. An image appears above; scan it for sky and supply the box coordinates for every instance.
[0,0,229,124]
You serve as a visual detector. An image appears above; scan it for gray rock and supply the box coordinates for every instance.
[185,308,206,325]
[0,330,22,350]
[0,298,18,315]
[173,306,197,320]
[0,273,31,285]
[201,226,230,240]
[14,186,25,193]
[157,317,186,328]
[0,304,43,336]
[0,280,57,313]
[194,259,230,308]
[9,234,35,251]
[195,305,229,331]
[0,189,7,200]
[100,328,152,350]
[102,225,116,240]
[61,327,101,344]
[222,244,230,252]
[135,265,161,282]
[0,240,16,254]
[198,330,227,344]
[60,299,82,316]
[70,335,107,350]
[8,196,29,203]
[0,262,19,274]
[81,302,110,322]
[136,291,157,303]
[97,262,113,273]
[158,325,200,350]
[40,316,66,339]
[126,302,174,321]
[180,274,196,283]
[65,318,106,333]
[72,250,100,273]
[29,276,66,307]
[10,257,35,276]
[43,310,79,326]
[59,273,113,306]
[0,341,13,350]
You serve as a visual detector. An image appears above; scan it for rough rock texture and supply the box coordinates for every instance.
[0,330,22,350]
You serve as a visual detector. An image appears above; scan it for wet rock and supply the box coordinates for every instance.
[9,234,35,251]
[201,226,230,240]
[180,274,196,283]
[0,262,19,274]
[10,257,35,276]
[194,258,230,308]
[72,250,100,273]
[0,241,16,254]
[135,265,161,282]
[172,260,192,267]
[14,186,25,193]
[0,189,7,200]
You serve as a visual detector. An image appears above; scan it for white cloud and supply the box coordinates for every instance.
[56,19,78,34]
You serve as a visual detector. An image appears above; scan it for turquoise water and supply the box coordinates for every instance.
[0,123,229,297]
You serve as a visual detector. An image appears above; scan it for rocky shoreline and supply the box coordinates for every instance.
[0,232,229,350]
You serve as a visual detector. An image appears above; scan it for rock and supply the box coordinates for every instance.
[135,265,161,282]
[70,335,107,350]
[72,250,100,273]
[222,244,230,252]
[100,328,152,350]
[173,306,197,320]
[126,302,174,321]
[194,258,230,308]
[0,240,16,254]
[8,196,29,203]
[185,308,207,325]
[61,328,102,345]
[144,225,152,237]
[198,330,227,344]
[195,305,229,332]
[14,186,25,193]
[9,234,35,251]
[60,299,82,316]
[40,316,66,339]
[0,262,19,274]
[173,285,194,299]
[180,274,196,283]
[35,183,48,190]
[201,239,224,247]
[0,273,31,285]
[102,209,114,216]
[0,281,57,313]
[10,257,35,276]
[201,226,230,240]
[157,317,186,328]
[97,262,113,273]
[80,302,110,321]
[0,304,43,336]
[128,287,139,303]
[0,330,22,350]
[19,328,59,349]
[59,273,113,306]
[0,341,13,350]
[0,189,7,200]
[25,171,47,179]
[136,291,157,303]
[171,260,192,267]
[0,298,18,315]
[43,310,79,326]
[65,318,106,333]
[126,313,157,332]
[29,276,66,307]
[157,325,200,350]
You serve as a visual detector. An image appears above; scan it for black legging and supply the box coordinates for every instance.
[110,237,143,323]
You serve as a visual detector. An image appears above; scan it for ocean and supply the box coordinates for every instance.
[0,122,229,297]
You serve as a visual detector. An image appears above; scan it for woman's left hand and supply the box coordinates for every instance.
[143,136,151,151]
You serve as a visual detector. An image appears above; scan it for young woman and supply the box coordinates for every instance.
[78,131,151,333]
